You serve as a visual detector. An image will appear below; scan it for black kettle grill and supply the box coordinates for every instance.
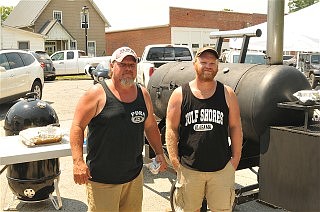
[3,93,62,209]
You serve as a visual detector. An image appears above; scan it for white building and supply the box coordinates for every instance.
[0,25,45,50]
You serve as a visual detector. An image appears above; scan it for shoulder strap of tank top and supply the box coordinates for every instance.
[216,81,222,92]
[181,83,190,93]
[99,79,108,93]
[99,79,113,101]
[217,81,226,95]
[136,83,143,98]
[214,81,228,104]
[136,84,147,106]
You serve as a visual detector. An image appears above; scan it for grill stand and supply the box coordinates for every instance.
[277,102,320,131]
[3,178,62,211]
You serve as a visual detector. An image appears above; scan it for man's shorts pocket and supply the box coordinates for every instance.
[209,187,235,211]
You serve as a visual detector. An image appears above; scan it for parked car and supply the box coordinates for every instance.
[0,49,44,104]
[91,58,111,84]
[50,50,109,76]
[283,55,296,66]
[30,50,56,81]
[297,52,320,89]
[220,50,267,64]
[136,44,194,87]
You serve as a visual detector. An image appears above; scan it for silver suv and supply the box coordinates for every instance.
[0,49,44,104]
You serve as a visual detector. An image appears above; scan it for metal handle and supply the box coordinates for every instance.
[24,92,38,100]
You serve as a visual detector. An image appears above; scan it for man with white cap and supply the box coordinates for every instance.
[70,46,167,211]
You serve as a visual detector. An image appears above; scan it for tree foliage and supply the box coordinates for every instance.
[1,6,13,22]
[288,0,319,12]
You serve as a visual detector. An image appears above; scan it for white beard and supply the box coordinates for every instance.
[120,78,135,87]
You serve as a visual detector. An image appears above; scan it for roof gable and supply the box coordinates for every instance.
[4,0,50,28]
[38,19,75,40]
[4,0,111,28]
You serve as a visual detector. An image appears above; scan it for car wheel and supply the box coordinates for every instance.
[31,81,42,99]
[310,74,317,89]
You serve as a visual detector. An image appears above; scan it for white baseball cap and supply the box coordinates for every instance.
[111,47,138,63]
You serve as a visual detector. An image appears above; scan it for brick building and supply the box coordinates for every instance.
[105,7,267,56]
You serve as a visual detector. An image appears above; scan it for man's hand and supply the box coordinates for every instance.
[155,154,168,172]
[73,160,92,185]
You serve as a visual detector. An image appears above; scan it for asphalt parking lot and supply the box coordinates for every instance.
[0,79,288,211]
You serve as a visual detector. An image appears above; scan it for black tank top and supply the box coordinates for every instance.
[179,81,231,172]
[86,80,148,184]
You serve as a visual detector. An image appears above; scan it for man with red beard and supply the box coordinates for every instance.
[166,46,243,211]
[70,47,167,211]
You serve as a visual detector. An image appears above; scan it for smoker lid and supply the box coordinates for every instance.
[4,92,59,134]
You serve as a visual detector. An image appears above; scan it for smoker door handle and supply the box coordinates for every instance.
[168,81,179,90]
[151,85,163,98]
[152,81,180,98]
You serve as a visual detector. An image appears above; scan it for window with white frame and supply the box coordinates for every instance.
[53,11,62,24]
[88,41,96,57]
[70,41,77,50]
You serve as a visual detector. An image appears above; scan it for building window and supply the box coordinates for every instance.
[53,11,62,23]
[18,41,29,50]
[192,44,199,48]
[70,41,77,50]
[88,41,96,57]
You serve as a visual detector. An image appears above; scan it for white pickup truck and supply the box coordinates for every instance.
[50,50,109,76]
[136,44,194,87]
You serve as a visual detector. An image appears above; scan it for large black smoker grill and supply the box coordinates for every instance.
[3,93,62,210]
[146,0,320,211]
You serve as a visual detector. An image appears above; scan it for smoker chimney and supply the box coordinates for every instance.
[266,0,285,65]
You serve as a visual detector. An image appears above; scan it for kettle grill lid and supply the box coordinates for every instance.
[4,92,59,134]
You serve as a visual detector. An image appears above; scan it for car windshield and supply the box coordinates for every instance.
[283,55,293,60]
[96,62,109,71]
[36,52,50,60]
[233,54,266,64]
[311,55,320,64]
[146,47,192,61]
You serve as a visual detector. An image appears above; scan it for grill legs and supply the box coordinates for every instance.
[2,179,62,211]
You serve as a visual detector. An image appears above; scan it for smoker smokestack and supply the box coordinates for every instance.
[266,0,285,65]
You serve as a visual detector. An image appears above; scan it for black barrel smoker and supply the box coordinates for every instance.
[3,93,62,210]
[147,61,311,169]
[146,60,315,210]
[147,0,320,210]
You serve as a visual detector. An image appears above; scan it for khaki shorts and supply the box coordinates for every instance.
[174,161,235,212]
[86,171,143,212]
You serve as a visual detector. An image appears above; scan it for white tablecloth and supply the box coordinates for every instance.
[0,135,86,165]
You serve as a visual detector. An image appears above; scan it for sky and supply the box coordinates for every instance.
[0,0,290,30]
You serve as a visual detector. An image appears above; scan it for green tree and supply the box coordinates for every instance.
[288,0,319,12]
[1,6,13,22]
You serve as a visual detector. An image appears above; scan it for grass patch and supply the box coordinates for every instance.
[56,74,92,80]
